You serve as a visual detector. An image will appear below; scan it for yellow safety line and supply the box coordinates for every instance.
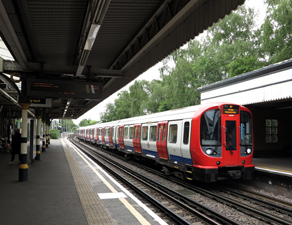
[71,144,151,225]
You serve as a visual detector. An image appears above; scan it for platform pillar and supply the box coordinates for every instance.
[48,122,50,145]
[42,120,46,152]
[19,103,29,182]
[46,122,49,147]
[35,115,41,160]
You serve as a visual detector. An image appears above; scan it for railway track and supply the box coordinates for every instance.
[71,138,292,224]
[70,139,237,225]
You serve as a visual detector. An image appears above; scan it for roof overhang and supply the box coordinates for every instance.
[199,59,292,106]
[0,0,245,119]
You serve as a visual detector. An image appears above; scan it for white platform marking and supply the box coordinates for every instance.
[98,192,127,199]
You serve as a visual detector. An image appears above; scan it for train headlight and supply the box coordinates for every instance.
[206,149,213,155]
[246,148,252,154]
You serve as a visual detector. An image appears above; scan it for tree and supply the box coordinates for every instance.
[261,0,292,63]
[204,5,265,78]
[100,103,117,122]
[114,90,132,119]
[58,119,78,132]
[78,119,98,127]
[128,80,150,116]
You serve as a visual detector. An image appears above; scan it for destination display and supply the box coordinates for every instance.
[223,105,239,114]
[26,78,103,99]
[30,98,52,107]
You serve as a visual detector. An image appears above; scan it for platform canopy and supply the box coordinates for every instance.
[0,0,245,119]
[199,59,292,109]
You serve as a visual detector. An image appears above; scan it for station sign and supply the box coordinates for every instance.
[223,105,239,114]
[26,78,103,99]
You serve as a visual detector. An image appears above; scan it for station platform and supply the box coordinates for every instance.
[0,138,166,225]
[253,155,292,178]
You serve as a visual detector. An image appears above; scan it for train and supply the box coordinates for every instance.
[76,102,254,182]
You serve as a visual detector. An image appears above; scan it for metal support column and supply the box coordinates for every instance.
[35,116,41,160]
[42,120,46,152]
[19,103,29,181]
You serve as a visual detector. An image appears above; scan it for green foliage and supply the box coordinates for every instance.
[261,0,292,63]
[50,129,59,139]
[79,119,98,127]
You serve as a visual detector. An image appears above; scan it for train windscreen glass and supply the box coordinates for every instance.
[200,109,221,146]
[240,111,252,145]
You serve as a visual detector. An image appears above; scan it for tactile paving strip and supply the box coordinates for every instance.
[62,140,116,225]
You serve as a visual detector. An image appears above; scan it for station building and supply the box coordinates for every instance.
[198,59,292,158]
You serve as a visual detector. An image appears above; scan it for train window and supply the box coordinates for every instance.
[142,126,148,141]
[129,127,133,139]
[133,127,137,139]
[124,127,129,139]
[240,111,252,145]
[226,121,237,150]
[162,124,166,142]
[183,122,190,145]
[119,127,122,138]
[137,126,140,140]
[169,125,177,143]
[201,109,221,146]
[105,128,109,136]
[150,126,157,141]
[158,125,161,142]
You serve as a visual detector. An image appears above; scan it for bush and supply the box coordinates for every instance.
[50,129,59,139]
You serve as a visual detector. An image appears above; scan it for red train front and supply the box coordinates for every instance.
[191,103,254,182]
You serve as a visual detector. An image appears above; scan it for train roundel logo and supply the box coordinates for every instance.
[147,142,150,148]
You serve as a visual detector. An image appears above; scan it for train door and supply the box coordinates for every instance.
[91,128,94,143]
[98,128,102,144]
[96,128,99,144]
[133,124,142,153]
[118,126,124,149]
[101,128,105,145]
[167,121,183,162]
[222,105,240,166]
[180,119,192,165]
[109,127,113,147]
[156,121,168,159]
[140,124,149,154]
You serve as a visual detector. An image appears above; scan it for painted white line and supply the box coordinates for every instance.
[98,192,127,199]
[255,167,292,177]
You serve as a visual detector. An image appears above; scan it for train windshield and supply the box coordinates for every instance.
[200,109,221,146]
[240,111,252,145]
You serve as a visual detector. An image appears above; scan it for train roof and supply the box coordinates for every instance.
[77,102,239,130]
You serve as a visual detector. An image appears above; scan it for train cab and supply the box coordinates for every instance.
[192,104,254,182]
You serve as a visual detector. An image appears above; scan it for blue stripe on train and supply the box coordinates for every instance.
[142,149,159,158]
[169,155,192,165]
[124,145,135,152]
